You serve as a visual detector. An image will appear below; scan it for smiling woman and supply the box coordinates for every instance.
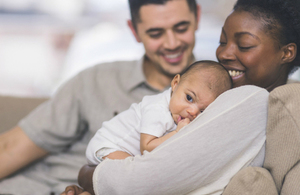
[216,0,300,91]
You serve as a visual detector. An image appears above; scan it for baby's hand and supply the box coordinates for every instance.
[176,118,190,132]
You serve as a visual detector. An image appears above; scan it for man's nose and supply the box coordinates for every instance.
[163,30,181,50]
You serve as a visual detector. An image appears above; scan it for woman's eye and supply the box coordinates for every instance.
[239,46,253,50]
[186,95,193,102]
[219,41,226,46]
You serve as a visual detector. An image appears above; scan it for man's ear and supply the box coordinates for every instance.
[171,74,181,92]
[127,20,141,42]
[195,4,201,30]
[282,43,297,63]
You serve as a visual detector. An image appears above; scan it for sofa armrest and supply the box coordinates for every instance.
[281,161,300,195]
[223,83,300,194]
[264,83,300,191]
[222,167,278,195]
[0,96,48,134]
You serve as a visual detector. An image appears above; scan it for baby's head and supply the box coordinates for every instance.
[169,60,232,124]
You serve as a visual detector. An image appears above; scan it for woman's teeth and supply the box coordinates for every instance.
[228,70,243,77]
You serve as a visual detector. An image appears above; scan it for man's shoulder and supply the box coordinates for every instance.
[57,59,142,93]
[86,60,139,73]
[74,59,140,80]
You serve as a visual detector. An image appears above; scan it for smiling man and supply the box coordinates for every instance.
[128,0,200,90]
[0,0,201,194]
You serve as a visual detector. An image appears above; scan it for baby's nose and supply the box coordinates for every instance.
[187,106,200,118]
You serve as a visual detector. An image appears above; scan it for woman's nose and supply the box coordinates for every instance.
[216,44,236,63]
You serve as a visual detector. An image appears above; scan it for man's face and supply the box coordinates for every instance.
[129,0,200,77]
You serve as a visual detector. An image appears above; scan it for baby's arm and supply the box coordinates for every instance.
[103,151,131,160]
[140,118,190,154]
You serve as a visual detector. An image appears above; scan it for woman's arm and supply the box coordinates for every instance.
[78,165,96,195]
[91,86,269,195]
[74,151,131,195]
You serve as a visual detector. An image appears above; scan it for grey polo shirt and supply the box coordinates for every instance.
[16,57,163,193]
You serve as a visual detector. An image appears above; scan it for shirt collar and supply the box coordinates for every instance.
[123,56,148,92]
[124,54,196,92]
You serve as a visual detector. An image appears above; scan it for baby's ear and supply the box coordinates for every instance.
[171,74,181,91]
[282,43,297,63]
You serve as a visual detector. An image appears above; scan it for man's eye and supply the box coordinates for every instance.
[149,33,162,38]
[176,27,188,33]
[186,95,193,102]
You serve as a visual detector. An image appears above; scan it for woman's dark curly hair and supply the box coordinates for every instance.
[234,0,300,74]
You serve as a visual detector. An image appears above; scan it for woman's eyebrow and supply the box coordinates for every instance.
[235,31,260,41]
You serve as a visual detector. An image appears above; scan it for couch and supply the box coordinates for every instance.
[0,83,299,194]
[223,83,300,195]
[0,96,48,133]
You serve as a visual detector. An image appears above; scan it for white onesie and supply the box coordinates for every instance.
[86,88,177,165]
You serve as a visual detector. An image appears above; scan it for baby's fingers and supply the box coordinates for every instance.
[179,118,190,125]
[177,118,190,130]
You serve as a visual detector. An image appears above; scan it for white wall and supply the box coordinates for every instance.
[0,0,298,97]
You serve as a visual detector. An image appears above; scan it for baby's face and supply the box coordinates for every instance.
[169,73,216,124]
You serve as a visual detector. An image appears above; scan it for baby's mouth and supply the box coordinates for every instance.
[177,115,185,123]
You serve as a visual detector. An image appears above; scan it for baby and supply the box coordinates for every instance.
[86,60,232,164]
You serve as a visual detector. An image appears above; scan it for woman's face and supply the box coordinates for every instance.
[216,10,288,91]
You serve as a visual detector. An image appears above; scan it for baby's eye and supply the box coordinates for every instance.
[186,95,193,102]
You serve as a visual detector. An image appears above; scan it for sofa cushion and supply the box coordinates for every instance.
[0,96,48,133]
[264,83,300,191]
[222,167,278,195]
[280,161,300,195]
[223,83,300,194]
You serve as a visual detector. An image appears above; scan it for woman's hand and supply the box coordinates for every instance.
[78,164,96,195]
[60,185,91,195]
[61,164,96,195]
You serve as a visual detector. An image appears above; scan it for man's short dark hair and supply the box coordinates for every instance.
[128,0,198,30]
